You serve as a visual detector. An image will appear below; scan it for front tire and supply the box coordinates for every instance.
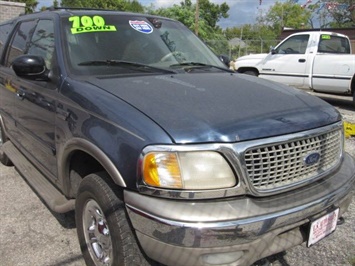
[75,172,149,266]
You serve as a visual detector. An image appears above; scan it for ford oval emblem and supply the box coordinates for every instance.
[304,152,321,166]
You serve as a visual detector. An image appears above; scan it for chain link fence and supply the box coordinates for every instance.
[207,34,354,60]
[206,39,280,61]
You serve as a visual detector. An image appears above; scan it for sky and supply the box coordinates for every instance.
[36,0,289,28]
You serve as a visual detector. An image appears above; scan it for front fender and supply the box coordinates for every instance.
[235,54,267,72]
[59,137,126,190]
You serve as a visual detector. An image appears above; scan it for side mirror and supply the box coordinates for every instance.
[219,54,231,67]
[270,48,277,55]
[12,55,50,81]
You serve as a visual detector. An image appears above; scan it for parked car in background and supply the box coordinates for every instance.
[234,31,355,107]
[0,8,355,266]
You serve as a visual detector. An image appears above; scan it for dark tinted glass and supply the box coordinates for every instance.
[27,20,55,69]
[61,13,225,75]
[6,20,37,66]
[0,22,13,59]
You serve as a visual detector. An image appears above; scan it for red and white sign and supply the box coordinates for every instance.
[308,208,339,247]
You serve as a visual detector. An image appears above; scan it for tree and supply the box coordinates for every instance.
[199,0,229,28]
[39,0,58,11]
[151,1,195,32]
[307,0,354,28]
[150,0,229,40]
[60,0,144,13]
[14,0,38,13]
[224,24,278,58]
[149,0,229,55]
[257,1,312,33]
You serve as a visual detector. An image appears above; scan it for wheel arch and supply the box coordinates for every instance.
[351,74,355,107]
[351,74,355,95]
[59,138,127,198]
[237,67,259,76]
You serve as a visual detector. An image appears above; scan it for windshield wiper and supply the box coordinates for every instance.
[78,60,177,74]
[169,62,234,73]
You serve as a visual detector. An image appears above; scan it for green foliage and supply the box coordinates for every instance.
[225,24,277,42]
[224,1,312,58]
[152,2,195,30]
[307,0,354,28]
[204,33,229,56]
[257,0,312,33]
[39,0,58,10]
[150,0,229,30]
[14,0,38,13]
[150,0,229,54]
[224,24,279,58]
[199,0,229,28]
[60,0,144,12]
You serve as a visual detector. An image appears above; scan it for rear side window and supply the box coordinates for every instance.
[318,35,351,54]
[5,20,37,67]
[0,22,13,59]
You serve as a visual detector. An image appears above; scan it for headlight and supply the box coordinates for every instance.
[142,151,236,190]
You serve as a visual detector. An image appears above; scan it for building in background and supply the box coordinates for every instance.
[0,1,26,23]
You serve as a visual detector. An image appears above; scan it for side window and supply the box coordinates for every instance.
[276,35,310,54]
[318,35,351,54]
[0,22,14,59]
[27,20,55,69]
[5,20,37,67]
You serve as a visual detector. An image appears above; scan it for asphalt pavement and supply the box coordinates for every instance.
[0,165,85,266]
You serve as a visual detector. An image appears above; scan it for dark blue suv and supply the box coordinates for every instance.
[0,8,354,266]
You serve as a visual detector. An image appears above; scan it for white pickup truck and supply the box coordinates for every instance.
[234,31,355,106]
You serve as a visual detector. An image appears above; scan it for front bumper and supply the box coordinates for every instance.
[125,153,355,266]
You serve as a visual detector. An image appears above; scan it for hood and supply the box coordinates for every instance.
[236,53,268,62]
[87,72,340,144]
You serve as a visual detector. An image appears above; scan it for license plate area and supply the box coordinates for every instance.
[307,208,339,247]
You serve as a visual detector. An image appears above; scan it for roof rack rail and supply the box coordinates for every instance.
[45,6,115,11]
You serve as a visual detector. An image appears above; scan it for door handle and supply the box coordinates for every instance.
[298,59,306,63]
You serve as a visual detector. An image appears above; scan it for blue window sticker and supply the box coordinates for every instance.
[129,20,153,34]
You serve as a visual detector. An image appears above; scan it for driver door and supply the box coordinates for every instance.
[4,18,58,177]
[259,34,311,88]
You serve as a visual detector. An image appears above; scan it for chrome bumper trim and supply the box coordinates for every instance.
[125,154,355,265]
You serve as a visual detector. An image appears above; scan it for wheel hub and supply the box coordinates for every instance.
[83,199,112,266]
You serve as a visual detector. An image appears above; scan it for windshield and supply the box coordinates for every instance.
[61,13,226,75]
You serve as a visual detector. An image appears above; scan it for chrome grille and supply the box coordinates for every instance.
[244,128,342,192]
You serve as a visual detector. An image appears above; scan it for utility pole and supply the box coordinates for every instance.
[195,0,199,36]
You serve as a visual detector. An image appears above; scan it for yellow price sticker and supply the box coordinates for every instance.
[321,35,331,40]
[69,15,117,34]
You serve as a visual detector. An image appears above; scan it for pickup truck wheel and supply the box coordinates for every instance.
[0,121,12,166]
[76,172,150,266]
[243,70,258,76]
